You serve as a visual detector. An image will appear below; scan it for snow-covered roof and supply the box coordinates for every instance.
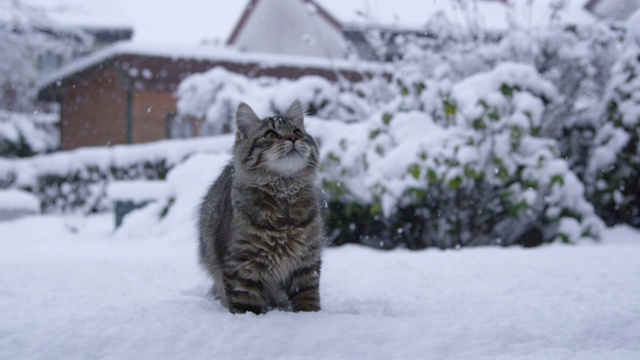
[23,0,133,30]
[38,41,384,92]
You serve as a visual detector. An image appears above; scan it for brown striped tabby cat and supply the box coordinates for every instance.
[198,100,323,314]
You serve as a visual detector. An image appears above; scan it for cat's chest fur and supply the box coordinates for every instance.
[236,178,317,230]
[232,179,319,279]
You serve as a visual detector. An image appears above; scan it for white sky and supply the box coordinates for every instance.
[25,0,595,46]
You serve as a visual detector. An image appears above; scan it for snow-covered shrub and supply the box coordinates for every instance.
[176,67,375,134]
[395,22,620,180]
[0,110,59,157]
[176,68,254,135]
[587,15,640,228]
[321,64,603,249]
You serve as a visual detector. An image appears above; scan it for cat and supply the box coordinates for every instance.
[198,100,323,314]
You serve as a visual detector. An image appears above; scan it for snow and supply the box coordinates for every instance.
[0,189,40,212]
[0,214,639,359]
[107,180,171,202]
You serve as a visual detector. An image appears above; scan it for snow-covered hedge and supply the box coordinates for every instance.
[319,64,603,248]
[0,136,233,213]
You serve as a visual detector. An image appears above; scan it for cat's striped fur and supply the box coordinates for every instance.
[198,100,323,314]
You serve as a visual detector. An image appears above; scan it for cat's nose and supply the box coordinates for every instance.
[283,134,297,143]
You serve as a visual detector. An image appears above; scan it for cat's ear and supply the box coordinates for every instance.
[236,102,261,141]
[285,100,304,127]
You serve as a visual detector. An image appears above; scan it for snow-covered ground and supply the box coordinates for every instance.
[1,214,639,359]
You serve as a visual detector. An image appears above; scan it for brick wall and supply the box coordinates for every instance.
[131,91,176,143]
[60,67,127,150]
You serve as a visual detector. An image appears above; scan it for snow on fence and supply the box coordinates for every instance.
[0,136,234,213]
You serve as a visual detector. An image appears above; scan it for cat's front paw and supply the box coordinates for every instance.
[292,303,321,312]
[228,304,266,315]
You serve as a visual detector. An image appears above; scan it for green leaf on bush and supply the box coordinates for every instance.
[448,176,463,191]
[396,79,410,96]
[415,82,426,95]
[322,180,345,197]
[500,84,514,98]
[427,168,438,183]
[382,113,393,125]
[369,203,382,216]
[508,200,529,217]
[327,152,340,164]
[464,167,482,180]
[488,112,500,121]
[523,180,539,189]
[500,191,514,200]
[550,174,564,186]
[408,164,421,180]
[407,188,427,203]
[369,129,381,139]
[444,100,457,118]
[473,118,487,130]
[557,232,570,244]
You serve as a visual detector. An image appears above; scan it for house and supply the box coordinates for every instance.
[37,42,370,150]
[227,0,348,59]
[584,0,640,20]
[37,0,381,150]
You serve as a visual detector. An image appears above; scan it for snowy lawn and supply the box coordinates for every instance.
[1,215,639,359]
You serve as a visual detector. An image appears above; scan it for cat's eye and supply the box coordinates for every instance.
[293,129,304,139]
[264,130,280,140]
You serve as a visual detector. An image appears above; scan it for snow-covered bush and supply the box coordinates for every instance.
[0,110,59,157]
[321,64,603,248]
[587,14,640,228]
[395,22,620,181]
[176,67,375,134]
[0,0,91,112]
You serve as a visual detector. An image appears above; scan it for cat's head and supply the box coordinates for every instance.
[233,100,319,179]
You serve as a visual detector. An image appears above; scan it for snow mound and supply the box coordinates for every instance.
[0,189,40,212]
[107,180,171,202]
